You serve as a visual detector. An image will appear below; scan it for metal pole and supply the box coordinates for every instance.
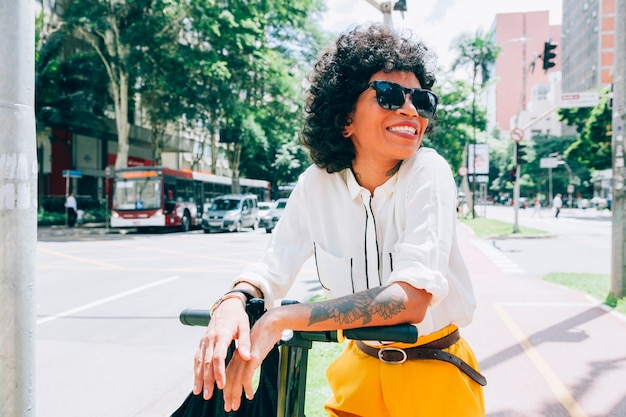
[548,167,553,207]
[513,154,520,233]
[364,0,393,27]
[611,0,626,298]
[559,159,574,207]
[0,1,38,417]
[512,28,528,233]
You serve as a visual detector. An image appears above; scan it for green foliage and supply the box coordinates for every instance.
[38,0,325,185]
[37,208,66,226]
[558,93,612,171]
[175,0,326,182]
[451,28,500,89]
[425,77,476,171]
[518,134,591,198]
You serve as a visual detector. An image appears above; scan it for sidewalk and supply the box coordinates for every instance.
[458,223,626,417]
[37,222,130,239]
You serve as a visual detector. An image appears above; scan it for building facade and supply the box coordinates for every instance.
[487,11,562,137]
[35,0,220,208]
[561,0,615,93]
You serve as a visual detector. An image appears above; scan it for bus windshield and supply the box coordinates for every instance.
[113,177,162,210]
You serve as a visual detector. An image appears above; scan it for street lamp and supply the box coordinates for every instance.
[364,0,406,27]
[558,159,574,207]
[549,152,575,207]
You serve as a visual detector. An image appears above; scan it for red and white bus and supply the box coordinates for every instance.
[110,166,270,231]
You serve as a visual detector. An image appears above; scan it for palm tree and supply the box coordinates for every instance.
[451,28,500,218]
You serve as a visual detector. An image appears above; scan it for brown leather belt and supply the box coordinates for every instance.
[355,329,487,386]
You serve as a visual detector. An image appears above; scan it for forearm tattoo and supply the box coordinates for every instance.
[307,287,405,326]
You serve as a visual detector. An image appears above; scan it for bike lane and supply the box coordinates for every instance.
[457,223,626,417]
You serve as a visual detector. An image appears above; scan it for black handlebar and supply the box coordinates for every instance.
[179,308,418,344]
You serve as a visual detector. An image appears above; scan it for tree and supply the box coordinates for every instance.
[62,0,183,169]
[181,0,325,186]
[558,92,612,172]
[46,0,325,188]
[425,77,482,173]
[450,28,500,217]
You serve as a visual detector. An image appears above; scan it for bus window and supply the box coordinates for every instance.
[112,177,161,210]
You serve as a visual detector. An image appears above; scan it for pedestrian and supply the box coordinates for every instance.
[553,193,563,218]
[192,24,485,416]
[532,197,542,218]
[65,192,78,227]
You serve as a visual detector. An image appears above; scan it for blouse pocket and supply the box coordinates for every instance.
[313,243,354,298]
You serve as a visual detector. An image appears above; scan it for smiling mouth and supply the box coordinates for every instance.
[389,126,417,135]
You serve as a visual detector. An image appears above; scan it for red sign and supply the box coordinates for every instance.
[510,128,524,142]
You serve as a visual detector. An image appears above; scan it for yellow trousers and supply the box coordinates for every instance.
[324,325,485,417]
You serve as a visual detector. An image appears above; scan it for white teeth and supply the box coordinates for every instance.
[389,126,416,135]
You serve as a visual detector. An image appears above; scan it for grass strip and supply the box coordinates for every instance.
[543,272,626,315]
[303,342,344,417]
[459,216,549,238]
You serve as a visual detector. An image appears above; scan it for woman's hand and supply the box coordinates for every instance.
[192,298,250,400]
[221,310,285,411]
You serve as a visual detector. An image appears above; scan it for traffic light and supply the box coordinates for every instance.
[515,142,528,165]
[542,40,557,71]
[394,0,407,11]
[508,167,517,182]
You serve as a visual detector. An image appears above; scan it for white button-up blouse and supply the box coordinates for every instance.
[235,147,476,336]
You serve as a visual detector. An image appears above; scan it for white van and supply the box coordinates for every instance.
[201,194,259,233]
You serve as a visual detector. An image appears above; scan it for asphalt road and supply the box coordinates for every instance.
[36,228,321,417]
[34,207,618,417]
[475,204,611,277]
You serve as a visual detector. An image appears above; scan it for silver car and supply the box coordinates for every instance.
[258,198,288,233]
[201,194,259,233]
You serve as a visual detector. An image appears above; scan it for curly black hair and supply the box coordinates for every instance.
[301,24,438,173]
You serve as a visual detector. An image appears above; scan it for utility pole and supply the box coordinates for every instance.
[0,2,38,417]
[510,24,529,233]
[611,0,626,298]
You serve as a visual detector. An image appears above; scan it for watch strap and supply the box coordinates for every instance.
[225,289,256,302]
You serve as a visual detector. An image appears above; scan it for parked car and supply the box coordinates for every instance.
[258,198,288,233]
[258,201,275,219]
[201,194,259,233]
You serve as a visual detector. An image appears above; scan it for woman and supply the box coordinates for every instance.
[193,24,485,416]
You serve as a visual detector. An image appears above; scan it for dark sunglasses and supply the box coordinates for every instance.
[368,80,438,119]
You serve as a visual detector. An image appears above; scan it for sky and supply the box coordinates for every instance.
[320,0,563,70]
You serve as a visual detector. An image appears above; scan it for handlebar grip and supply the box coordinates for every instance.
[179,309,211,327]
[179,309,418,343]
[343,323,418,343]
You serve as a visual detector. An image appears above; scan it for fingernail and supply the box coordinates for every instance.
[193,384,197,393]
[204,388,209,398]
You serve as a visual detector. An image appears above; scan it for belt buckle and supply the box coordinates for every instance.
[377,347,407,364]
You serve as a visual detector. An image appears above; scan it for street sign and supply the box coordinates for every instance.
[62,170,83,178]
[540,157,559,169]
[468,144,490,174]
[559,91,600,108]
[458,166,468,176]
[510,128,524,142]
